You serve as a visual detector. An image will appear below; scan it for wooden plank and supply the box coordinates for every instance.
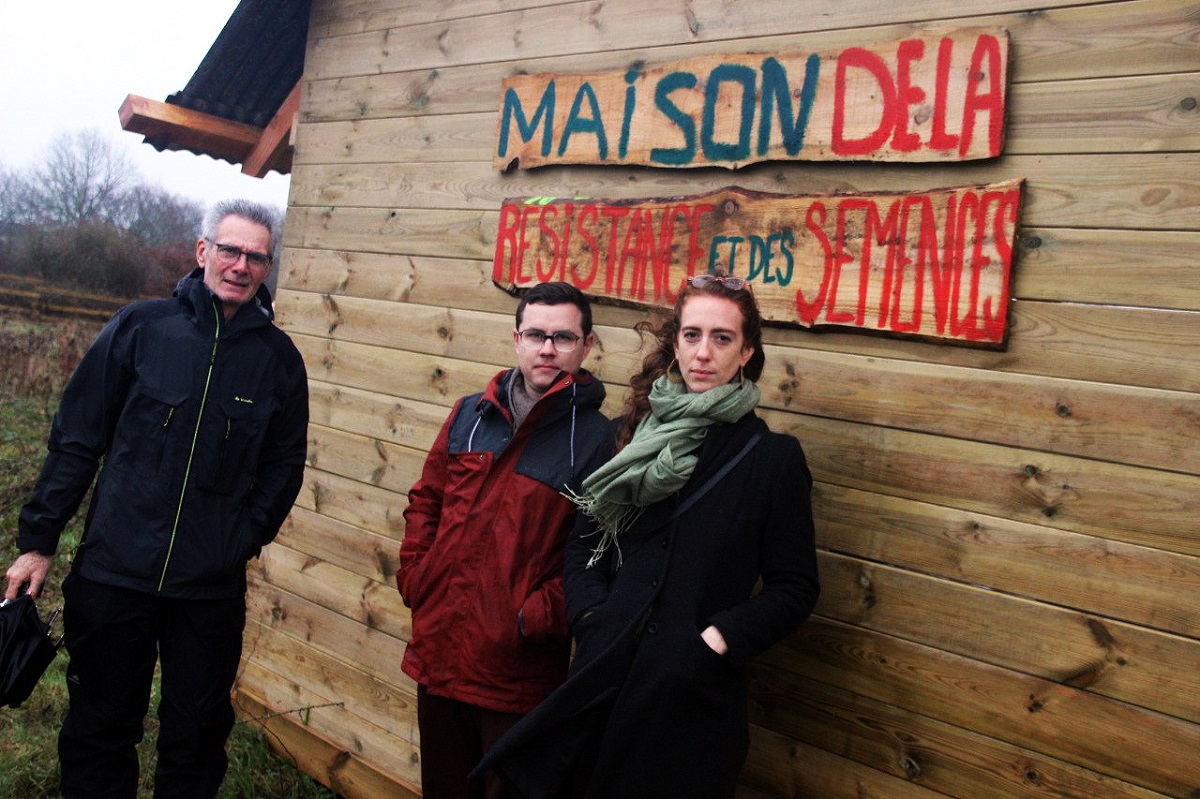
[297,465,409,539]
[284,293,1200,474]
[294,384,1200,558]
[300,0,1100,82]
[278,504,402,585]
[294,112,494,166]
[307,423,427,494]
[743,726,950,799]
[749,661,1174,799]
[1011,227,1200,312]
[814,551,1200,724]
[245,574,409,688]
[750,300,1200,396]
[295,70,1200,167]
[277,229,1200,314]
[291,331,504,408]
[243,79,301,177]
[299,1,1200,123]
[118,94,260,162]
[1001,300,1200,393]
[815,484,1200,637]
[236,659,421,792]
[1009,72,1200,155]
[234,690,418,799]
[308,0,567,39]
[308,379,448,451]
[253,541,411,642]
[286,153,1200,231]
[281,288,700,391]
[279,286,1200,410]
[765,618,1200,797]
[243,616,416,741]
[277,249,513,313]
[761,347,1200,475]
[279,289,518,368]
[776,411,1200,555]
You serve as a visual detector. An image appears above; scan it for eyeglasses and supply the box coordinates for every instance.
[205,239,272,270]
[688,274,747,291]
[517,329,583,352]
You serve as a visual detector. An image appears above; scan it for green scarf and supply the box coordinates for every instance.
[567,373,761,567]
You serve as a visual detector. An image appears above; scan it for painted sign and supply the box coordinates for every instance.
[493,181,1022,346]
[495,28,1009,170]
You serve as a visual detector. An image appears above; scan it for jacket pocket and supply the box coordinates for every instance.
[113,383,191,478]
[205,397,271,495]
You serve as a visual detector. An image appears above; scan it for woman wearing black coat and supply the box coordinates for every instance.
[475,274,820,798]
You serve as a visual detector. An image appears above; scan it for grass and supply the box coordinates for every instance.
[1,373,338,797]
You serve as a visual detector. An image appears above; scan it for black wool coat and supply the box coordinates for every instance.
[477,411,820,798]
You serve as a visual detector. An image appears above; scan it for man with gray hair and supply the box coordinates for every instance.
[4,198,309,797]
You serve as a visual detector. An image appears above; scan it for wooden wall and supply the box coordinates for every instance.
[237,0,1200,796]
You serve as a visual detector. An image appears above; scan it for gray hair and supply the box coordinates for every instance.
[200,199,282,253]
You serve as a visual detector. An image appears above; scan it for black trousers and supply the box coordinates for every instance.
[417,684,524,799]
[58,573,246,799]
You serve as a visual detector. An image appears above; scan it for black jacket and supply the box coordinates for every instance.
[479,412,820,797]
[17,269,309,599]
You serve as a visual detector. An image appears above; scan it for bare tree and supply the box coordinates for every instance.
[16,130,134,227]
[120,184,204,250]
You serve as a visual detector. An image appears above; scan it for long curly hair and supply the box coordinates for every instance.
[614,279,765,451]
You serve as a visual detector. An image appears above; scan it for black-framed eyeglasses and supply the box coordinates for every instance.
[205,239,272,270]
[688,273,747,291]
[517,329,583,353]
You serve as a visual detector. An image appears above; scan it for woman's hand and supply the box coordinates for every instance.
[701,624,728,655]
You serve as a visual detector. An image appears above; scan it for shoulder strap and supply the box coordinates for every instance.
[670,431,763,521]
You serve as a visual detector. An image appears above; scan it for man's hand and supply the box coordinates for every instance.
[4,552,53,602]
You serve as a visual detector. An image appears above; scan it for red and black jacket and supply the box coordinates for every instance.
[397,367,611,714]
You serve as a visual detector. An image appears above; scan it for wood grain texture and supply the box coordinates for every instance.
[245,0,1200,795]
[766,618,1200,797]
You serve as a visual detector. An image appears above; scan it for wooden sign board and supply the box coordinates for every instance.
[493,181,1022,346]
[495,28,1009,170]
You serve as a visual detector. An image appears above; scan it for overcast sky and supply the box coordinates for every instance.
[1,1,291,212]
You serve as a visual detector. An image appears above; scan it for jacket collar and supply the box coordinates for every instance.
[175,268,276,332]
[478,367,605,417]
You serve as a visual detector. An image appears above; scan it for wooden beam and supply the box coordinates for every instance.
[242,80,301,178]
[118,94,262,164]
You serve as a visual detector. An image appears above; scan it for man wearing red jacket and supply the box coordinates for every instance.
[397,281,611,799]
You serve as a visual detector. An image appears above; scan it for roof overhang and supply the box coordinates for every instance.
[119,80,300,178]
[118,0,309,177]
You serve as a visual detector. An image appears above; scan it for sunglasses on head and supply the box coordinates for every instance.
[687,274,748,291]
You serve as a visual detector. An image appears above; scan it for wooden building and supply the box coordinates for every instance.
[124,0,1200,796]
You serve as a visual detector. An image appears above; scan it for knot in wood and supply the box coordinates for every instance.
[1180,97,1197,111]
[900,755,921,779]
[721,199,739,217]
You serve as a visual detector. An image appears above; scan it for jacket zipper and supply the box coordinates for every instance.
[158,302,221,591]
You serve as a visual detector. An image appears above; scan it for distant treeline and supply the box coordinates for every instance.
[0,129,204,300]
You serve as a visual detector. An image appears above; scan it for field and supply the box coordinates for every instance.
[0,314,337,798]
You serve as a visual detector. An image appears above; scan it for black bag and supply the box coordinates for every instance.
[0,595,62,708]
